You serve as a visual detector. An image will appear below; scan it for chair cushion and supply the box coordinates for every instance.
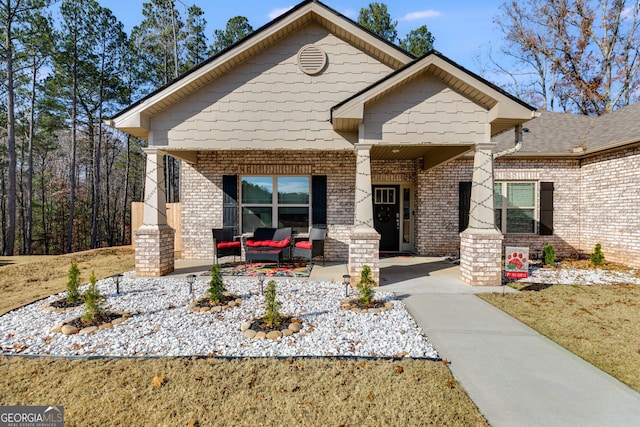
[246,237,290,248]
[295,241,312,249]
[217,241,241,249]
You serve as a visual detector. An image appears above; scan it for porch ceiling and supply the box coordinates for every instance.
[371,144,473,169]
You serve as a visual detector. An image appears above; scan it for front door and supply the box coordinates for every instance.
[373,185,400,252]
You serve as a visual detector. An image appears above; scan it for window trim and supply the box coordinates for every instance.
[494,181,538,234]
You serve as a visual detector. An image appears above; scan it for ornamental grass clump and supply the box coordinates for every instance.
[66,261,81,304]
[207,264,225,304]
[357,265,376,307]
[590,243,605,266]
[263,280,282,328]
[543,244,555,267]
[82,271,105,323]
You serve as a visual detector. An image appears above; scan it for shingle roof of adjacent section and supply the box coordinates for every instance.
[494,102,640,156]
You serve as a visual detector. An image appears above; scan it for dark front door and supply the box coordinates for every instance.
[373,185,400,252]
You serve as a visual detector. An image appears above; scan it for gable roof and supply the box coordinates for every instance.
[108,0,413,140]
[494,102,640,156]
[331,50,536,136]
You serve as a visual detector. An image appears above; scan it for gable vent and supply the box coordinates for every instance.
[297,44,327,75]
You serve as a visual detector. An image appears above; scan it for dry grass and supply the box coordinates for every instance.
[480,283,640,391]
[0,356,487,426]
[0,249,487,426]
[0,246,134,315]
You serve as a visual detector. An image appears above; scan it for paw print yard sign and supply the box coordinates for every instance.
[505,247,529,279]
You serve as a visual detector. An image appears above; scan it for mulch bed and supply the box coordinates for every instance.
[49,297,84,310]
[248,316,296,334]
[67,312,125,330]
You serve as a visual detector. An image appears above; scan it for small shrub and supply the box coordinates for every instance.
[590,243,605,266]
[207,264,225,304]
[263,280,282,328]
[82,271,105,323]
[543,244,555,267]
[357,265,376,307]
[66,261,81,303]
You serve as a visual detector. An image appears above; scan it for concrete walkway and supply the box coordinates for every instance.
[311,257,640,427]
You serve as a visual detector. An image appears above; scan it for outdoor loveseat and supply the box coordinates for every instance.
[244,227,292,266]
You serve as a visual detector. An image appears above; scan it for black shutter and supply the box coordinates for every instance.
[312,175,327,226]
[459,181,472,232]
[539,182,554,235]
[222,175,238,231]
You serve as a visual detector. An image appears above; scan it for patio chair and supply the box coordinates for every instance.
[293,226,327,265]
[212,227,241,264]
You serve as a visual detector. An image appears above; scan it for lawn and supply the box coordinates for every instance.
[0,249,488,426]
[480,266,640,392]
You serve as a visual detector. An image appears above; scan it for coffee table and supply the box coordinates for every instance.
[245,249,283,267]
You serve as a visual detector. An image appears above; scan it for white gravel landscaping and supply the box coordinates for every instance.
[0,274,438,359]
[517,265,640,286]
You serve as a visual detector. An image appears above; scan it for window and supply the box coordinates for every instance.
[494,182,536,233]
[241,176,310,233]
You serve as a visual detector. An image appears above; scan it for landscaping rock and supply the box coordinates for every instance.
[50,323,64,334]
[281,329,293,337]
[288,323,302,333]
[60,324,79,335]
[266,331,282,340]
[98,323,113,330]
[254,331,266,340]
[243,329,257,339]
[79,326,98,335]
[240,322,252,332]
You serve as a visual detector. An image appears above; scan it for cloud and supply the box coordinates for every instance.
[268,6,294,20]
[341,8,357,19]
[400,10,442,21]
[621,7,636,20]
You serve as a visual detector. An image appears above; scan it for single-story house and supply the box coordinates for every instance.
[108,0,640,285]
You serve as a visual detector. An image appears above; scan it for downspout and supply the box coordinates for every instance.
[493,124,524,159]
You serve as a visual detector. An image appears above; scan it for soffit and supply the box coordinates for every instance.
[371,144,473,170]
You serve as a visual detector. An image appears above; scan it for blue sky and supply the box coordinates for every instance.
[106,0,508,74]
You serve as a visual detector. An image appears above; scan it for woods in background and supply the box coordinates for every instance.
[1,0,637,256]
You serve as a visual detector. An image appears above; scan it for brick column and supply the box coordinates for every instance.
[136,148,175,276]
[460,141,503,286]
[348,229,381,286]
[348,144,380,285]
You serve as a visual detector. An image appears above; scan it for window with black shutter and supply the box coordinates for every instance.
[539,182,554,235]
[459,181,472,232]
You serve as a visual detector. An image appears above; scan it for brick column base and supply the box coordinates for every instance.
[348,228,381,286]
[460,230,503,286]
[135,225,175,277]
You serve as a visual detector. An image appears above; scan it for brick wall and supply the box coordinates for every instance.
[180,145,640,268]
[414,157,582,259]
[181,150,355,261]
[579,146,640,267]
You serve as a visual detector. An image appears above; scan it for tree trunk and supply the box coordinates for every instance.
[4,9,16,256]
[120,134,131,245]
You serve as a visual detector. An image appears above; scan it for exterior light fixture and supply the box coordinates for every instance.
[112,274,123,294]
[343,274,351,297]
[186,274,197,294]
[258,272,266,294]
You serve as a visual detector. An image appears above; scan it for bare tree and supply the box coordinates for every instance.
[494,0,640,114]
